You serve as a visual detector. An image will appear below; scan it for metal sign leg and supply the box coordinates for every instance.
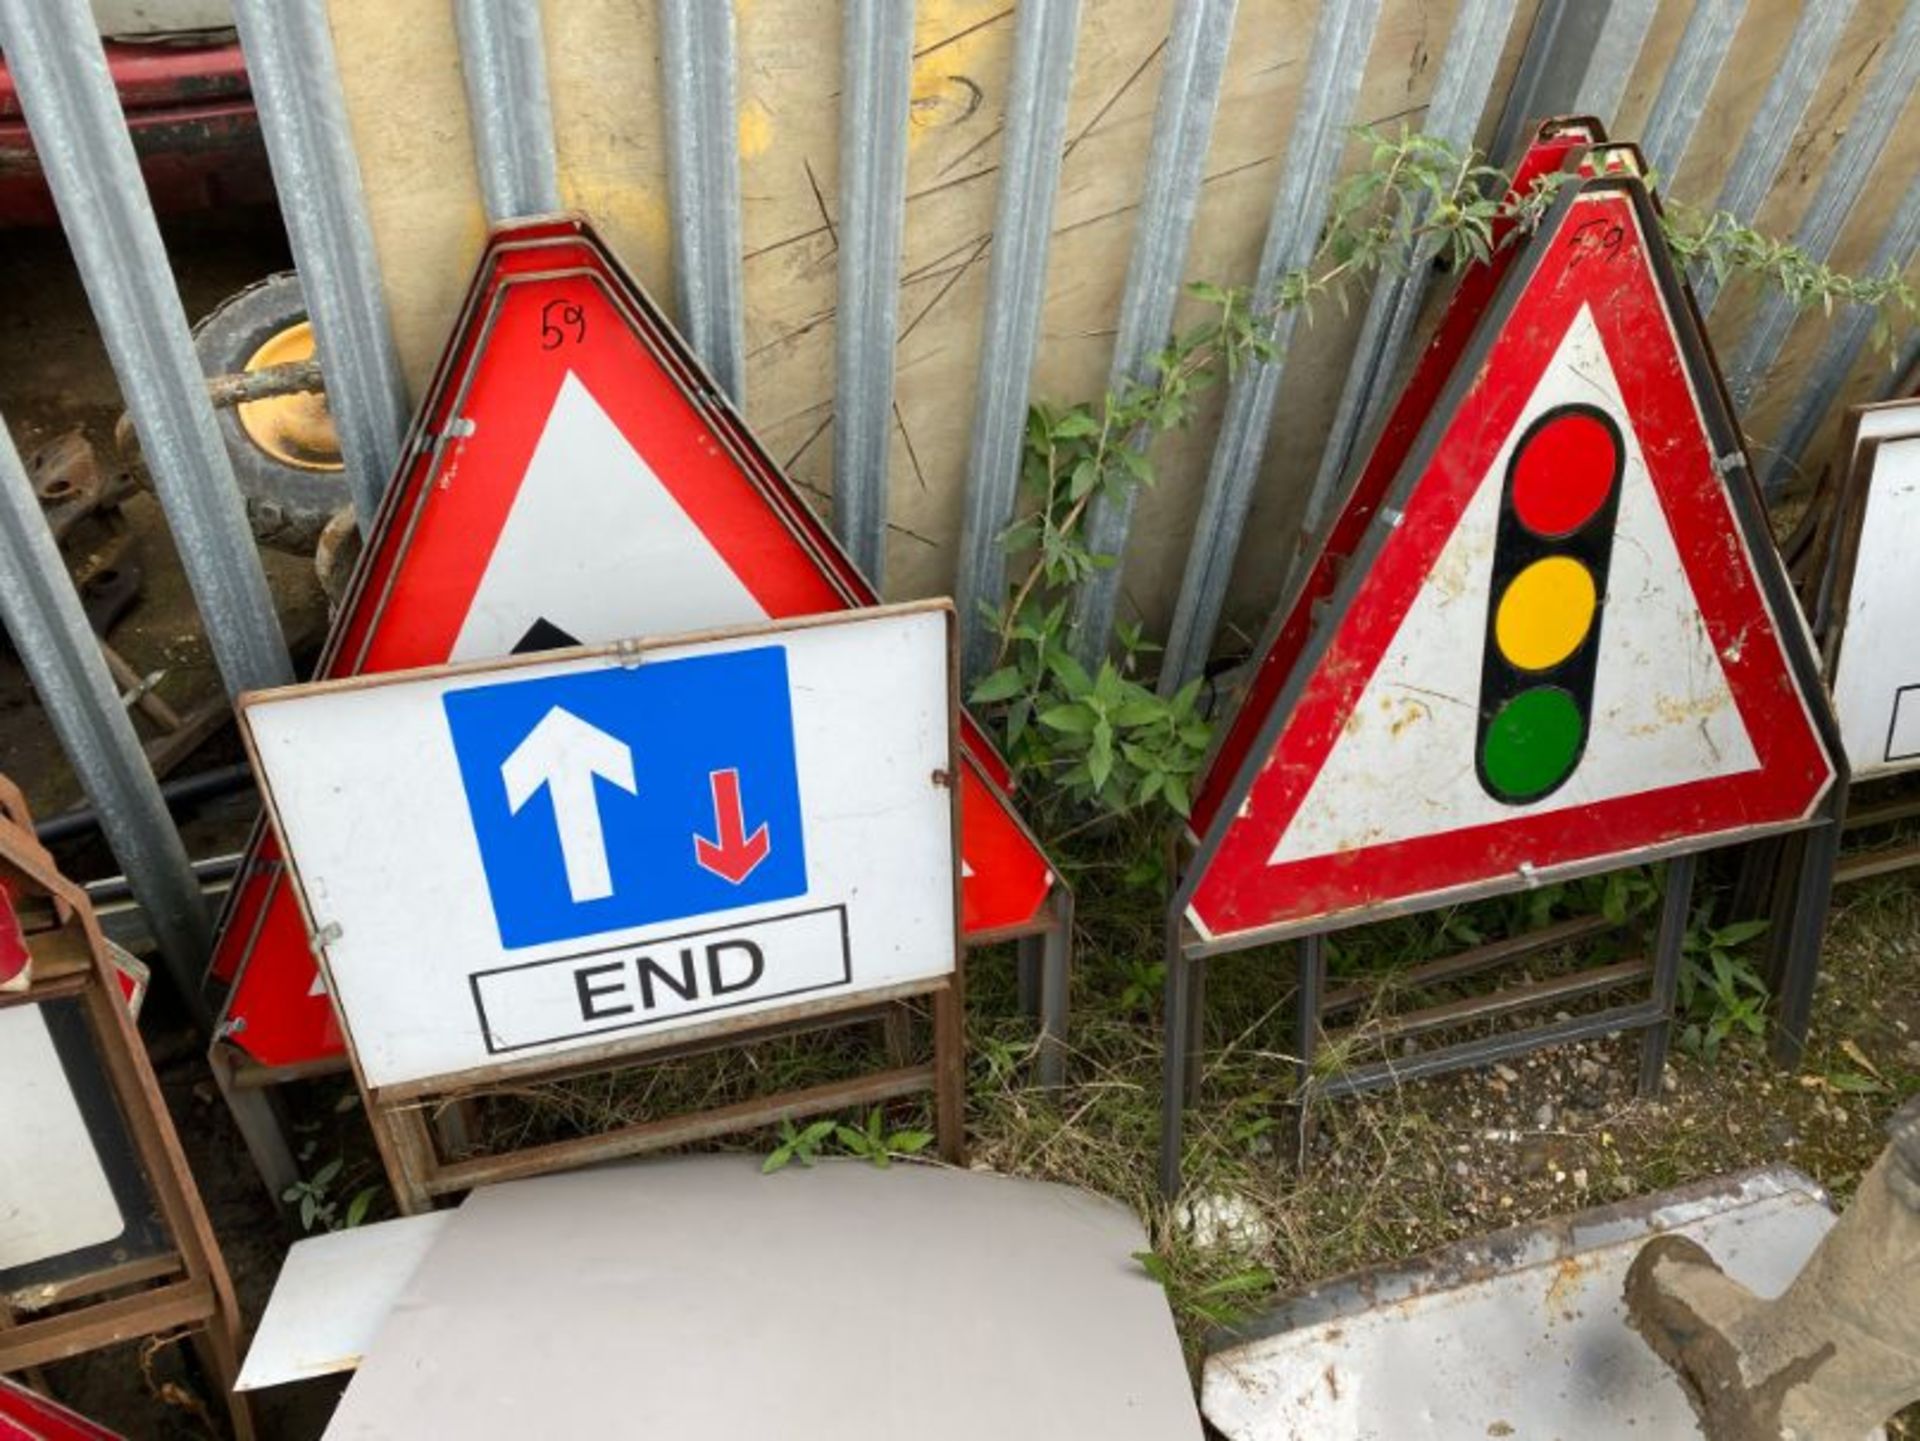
[1771,806,1845,1069]
[1036,887,1073,1090]
[206,1041,301,1207]
[1293,932,1327,1163]
[1016,934,1041,1018]
[1158,932,1191,1200]
[1638,851,1698,1097]
[1182,953,1207,1106]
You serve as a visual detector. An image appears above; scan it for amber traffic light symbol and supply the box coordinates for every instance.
[1475,404,1625,804]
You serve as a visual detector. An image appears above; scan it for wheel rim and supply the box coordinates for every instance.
[236,321,344,472]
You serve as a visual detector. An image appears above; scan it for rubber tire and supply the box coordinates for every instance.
[193,271,347,553]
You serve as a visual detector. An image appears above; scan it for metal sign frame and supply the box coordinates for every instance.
[1801,417,1920,887]
[1157,173,1849,1196]
[238,603,968,1215]
[0,795,252,1439]
[205,217,1070,1203]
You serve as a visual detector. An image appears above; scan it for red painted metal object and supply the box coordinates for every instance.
[0,1378,124,1441]
[1180,177,1836,945]
[0,39,271,226]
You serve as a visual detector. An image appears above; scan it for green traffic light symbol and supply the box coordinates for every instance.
[1475,403,1625,805]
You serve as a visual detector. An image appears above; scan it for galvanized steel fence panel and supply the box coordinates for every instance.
[953,0,1083,685]
[455,0,563,222]
[232,0,411,528]
[659,0,747,404]
[833,0,918,588]
[0,423,213,1018]
[1069,0,1239,671]
[1158,0,1384,695]
[1,0,1917,982]
[1691,0,1857,316]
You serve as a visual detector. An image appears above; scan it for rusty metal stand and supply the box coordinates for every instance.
[361,974,968,1215]
[1161,852,1710,1200]
[0,812,252,1439]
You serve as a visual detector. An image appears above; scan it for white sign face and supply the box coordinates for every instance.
[1831,435,1920,781]
[0,1008,123,1272]
[243,609,957,1090]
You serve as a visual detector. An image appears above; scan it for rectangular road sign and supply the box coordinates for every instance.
[240,606,958,1092]
[1828,431,1920,781]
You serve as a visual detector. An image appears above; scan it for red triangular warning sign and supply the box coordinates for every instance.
[212,217,1054,1069]
[1193,120,1605,837]
[1181,177,1837,945]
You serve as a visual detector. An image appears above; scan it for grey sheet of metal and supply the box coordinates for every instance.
[1292,0,1521,580]
[0,422,212,1022]
[1765,176,1920,495]
[658,0,747,405]
[324,1156,1201,1438]
[1724,0,1920,417]
[0,0,293,700]
[1157,0,1382,695]
[1638,0,1745,181]
[1068,0,1239,669]
[1486,0,1655,166]
[1203,1167,1838,1440]
[453,0,562,223]
[832,0,916,588]
[237,1211,455,1390]
[953,0,1083,685]
[1690,0,1856,317]
[232,0,411,527]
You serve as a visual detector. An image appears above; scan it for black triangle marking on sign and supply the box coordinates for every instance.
[511,617,582,655]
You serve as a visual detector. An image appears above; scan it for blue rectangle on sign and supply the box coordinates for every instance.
[442,646,809,949]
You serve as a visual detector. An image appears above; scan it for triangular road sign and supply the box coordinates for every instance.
[1193,118,1605,838]
[212,217,1054,1069]
[1181,177,1838,946]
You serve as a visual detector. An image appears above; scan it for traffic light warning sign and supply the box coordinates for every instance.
[1181,178,1837,945]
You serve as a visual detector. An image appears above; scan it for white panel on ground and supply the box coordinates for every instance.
[238,1210,456,1390]
[1202,1167,1848,1440]
[0,1008,123,1272]
[323,1157,1200,1439]
[1270,306,1755,866]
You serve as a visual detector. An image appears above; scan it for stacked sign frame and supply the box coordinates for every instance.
[1790,400,1920,888]
[1158,167,1846,1195]
[239,604,967,1215]
[205,217,1070,1200]
[0,788,252,1439]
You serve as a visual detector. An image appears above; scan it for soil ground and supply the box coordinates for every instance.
[1,209,1915,1438]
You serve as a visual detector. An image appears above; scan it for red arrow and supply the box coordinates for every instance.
[694,768,771,883]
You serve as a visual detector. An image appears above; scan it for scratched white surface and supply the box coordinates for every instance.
[1202,1170,1854,1440]
[1270,305,1755,867]
[243,610,956,1090]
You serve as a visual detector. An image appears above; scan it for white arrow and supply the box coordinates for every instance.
[500,706,637,903]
